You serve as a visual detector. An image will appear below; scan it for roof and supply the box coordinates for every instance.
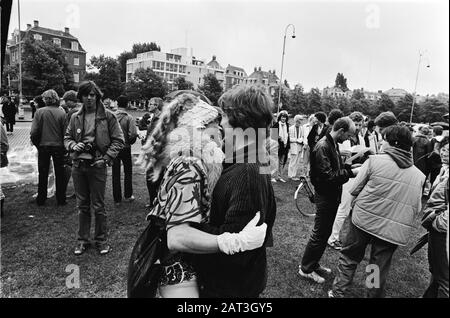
[226,64,247,75]
[247,70,279,81]
[384,88,408,95]
[30,26,78,40]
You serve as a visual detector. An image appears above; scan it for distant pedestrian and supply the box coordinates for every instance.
[64,81,124,256]
[325,109,344,135]
[288,115,304,180]
[143,97,164,209]
[307,111,327,156]
[271,110,290,183]
[2,96,17,135]
[301,114,316,177]
[428,125,444,187]
[30,100,36,119]
[112,95,138,204]
[329,125,425,298]
[413,125,431,177]
[30,89,67,206]
[0,121,9,217]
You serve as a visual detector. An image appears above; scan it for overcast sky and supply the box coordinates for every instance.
[8,0,449,95]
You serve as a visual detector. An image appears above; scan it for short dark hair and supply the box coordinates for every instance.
[433,125,443,136]
[34,95,45,108]
[77,81,103,102]
[440,136,449,148]
[315,111,327,124]
[117,95,128,108]
[333,117,354,132]
[374,111,398,130]
[349,111,364,123]
[218,84,274,131]
[328,109,344,126]
[383,125,413,151]
[367,120,376,130]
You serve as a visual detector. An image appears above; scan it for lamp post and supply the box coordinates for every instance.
[277,24,296,117]
[409,50,430,124]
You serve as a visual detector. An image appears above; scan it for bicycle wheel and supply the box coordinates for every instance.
[294,181,316,217]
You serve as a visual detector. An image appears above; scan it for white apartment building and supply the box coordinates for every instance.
[126,48,225,90]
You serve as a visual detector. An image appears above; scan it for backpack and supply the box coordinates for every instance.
[127,215,169,298]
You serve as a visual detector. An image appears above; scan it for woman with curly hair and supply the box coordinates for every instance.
[138,92,267,298]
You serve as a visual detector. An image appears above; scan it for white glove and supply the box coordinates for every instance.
[217,212,268,255]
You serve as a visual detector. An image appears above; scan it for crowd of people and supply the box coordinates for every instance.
[0,80,448,298]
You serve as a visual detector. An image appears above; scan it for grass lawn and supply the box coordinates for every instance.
[0,165,430,298]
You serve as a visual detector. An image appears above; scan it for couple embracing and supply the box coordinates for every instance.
[139,85,277,298]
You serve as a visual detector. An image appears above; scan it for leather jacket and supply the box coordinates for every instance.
[310,133,353,198]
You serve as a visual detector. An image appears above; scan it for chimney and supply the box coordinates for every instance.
[26,24,31,29]
[254,67,257,72]
[64,27,69,33]
[273,69,276,75]
[212,55,216,61]
[258,66,262,71]
[33,20,39,27]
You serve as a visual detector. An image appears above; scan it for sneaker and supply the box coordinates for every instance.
[316,265,332,276]
[291,177,300,181]
[278,178,287,183]
[298,266,325,284]
[74,242,90,256]
[328,241,343,251]
[271,178,278,183]
[123,195,135,203]
[97,243,111,255]
[327,290,335,298]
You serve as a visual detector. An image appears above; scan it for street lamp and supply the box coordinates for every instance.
[277,24,296,117]
[409,50,430,124]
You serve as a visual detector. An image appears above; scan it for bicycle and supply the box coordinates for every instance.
[294,176,316,217]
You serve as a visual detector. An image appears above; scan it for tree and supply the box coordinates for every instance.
[289,84,307,115]
[394,94,414,122]
[20,38,74,97]
[352,89,365,100]
[272,85,291,112]
[117,42,161,83]
[284,79,290,89]
[334,73,349,92]
[173,77,194,91]
[305,88,322,114]
[85,55,123,100]
[336,96,352,115]
[125,67,168,101]
[415,98,449,123]
[197,73,223,105]
[377,93,395,113]
[320,95,337,113]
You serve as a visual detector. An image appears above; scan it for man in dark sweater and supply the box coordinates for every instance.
[30,89,68,206]
[193,84,277,298]
[299,117,358,284]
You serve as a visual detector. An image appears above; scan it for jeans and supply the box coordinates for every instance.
[301,193,340,273]
[112,147,133,202]
[72,160,107,243]
[332,221,398,298]
[5,122,14,132]
[423,229,449,298]
[288,151,304,178]
[37,146,67,205]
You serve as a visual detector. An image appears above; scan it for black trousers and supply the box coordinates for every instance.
[5,122,14,132]
[112,147,133,203]
[37,146,67,205]
[423,229,449,298]
[301,192,340,273]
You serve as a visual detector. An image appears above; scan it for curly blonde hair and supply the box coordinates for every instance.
[138,93,223,182]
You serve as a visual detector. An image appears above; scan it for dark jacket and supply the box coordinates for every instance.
[413,133,431,175]
[307,123,328,153]
[64,101,125,161]
[310,133,353,198]
[143,111,161,145]
[115,109,138,148]
[193,157,276,298]
[30,106,67,147]
[2,101,17,124]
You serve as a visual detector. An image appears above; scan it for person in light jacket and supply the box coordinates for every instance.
[288,115,304,180]
[329,125,425,298]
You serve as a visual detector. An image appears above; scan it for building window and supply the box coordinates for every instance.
[33,34,42,41]
[74,72,79,83]
[74,56,80,66]
[53,38,61,47]
[71,41,78,51]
